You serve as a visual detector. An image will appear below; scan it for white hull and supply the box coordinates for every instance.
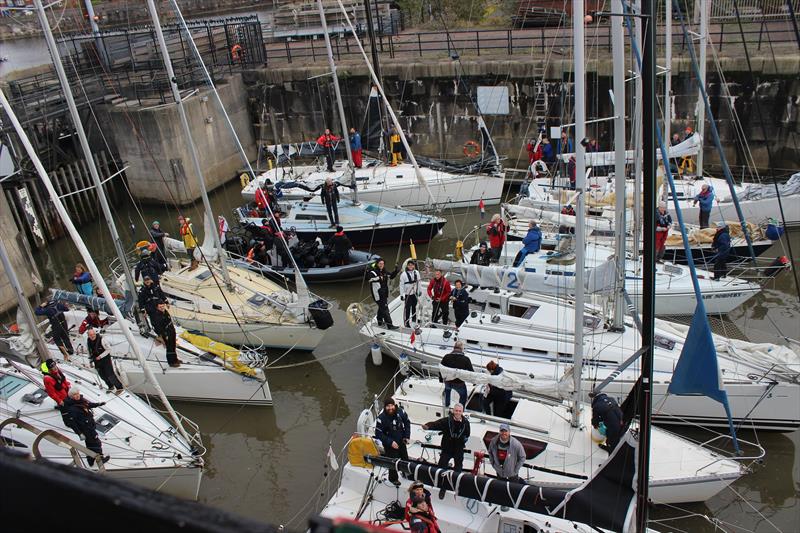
[242,162,506,209]
[170,315,325,350]
[108,465,203,500]
[672,196,800,228]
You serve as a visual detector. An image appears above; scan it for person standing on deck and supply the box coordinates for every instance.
[421,402,470,472]
[149,221,169,269]
[178,215,198,270]
[399,260,421,327]
[35,299,74,360]
[317,128,340,172]
[63,388,109,466]
[369,259,399,329]
[488,423,527,482]
[151,301,181,368]
[375,397,411,486]
[71,263,93,296]
[427,269,451,325]
[320,177,340,227]
[85,326,124,394]
[440,341,473,407]
[389,127,403,166]
[349,128,363,168]
[655,202,673,262]
[450,279,470,328]
[486,214,507,262]
[711,225,732,280]
[692,184,715,229]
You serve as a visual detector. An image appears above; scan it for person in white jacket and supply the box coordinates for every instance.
[399,260,421,327]
[86,326,124,393]
[368,259,399,329]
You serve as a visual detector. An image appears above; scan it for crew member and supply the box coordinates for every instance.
[149,221,169,269]
[488,423,526,482]
[450,279,470,328]
[246,241,270,266]
[483,361,512,417]
[655,202,673,262]
[440,341,473,407]
[134,249,164,284]
[591,393,625,453]
[329,226,352,266]
[71,263,93,296]
[514,221,542,266]
[404,482,436,523]
[349,127,363,168]
[486,214,507,262]
[399,260,421,327]
[151,300,181,367]
[375,397,411,486]
[692,184,715,229]
[41,359,76,431]
[178,215,198,269]
[711,225,731,280]
[137,276,165,324]
[86,327,124,393]
[78,308,108,334]
[427,269,451,325]
[470,242,492,266]
[407,497,440,533]
[317,128,340,172]
[421,402,470,472]
[320,177,340,227]
[63,388,109,466]
[35,299,74,360]
[369,259,399,330]
[389,127,403,166]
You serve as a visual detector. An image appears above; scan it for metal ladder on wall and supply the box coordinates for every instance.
[0,417,106,472]
[531,64,548,122]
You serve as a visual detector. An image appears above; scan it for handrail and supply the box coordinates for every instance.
[0,417,105,472]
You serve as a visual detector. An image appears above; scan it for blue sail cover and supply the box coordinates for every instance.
[668,306,726,403]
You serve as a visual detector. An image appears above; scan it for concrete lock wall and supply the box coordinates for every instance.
[245,57,800,172]
[104,74,256,206]
[0,193,41,314]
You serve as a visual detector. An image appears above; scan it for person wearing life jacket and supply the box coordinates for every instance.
[329,226,352,266]
[407,496,441,533]
[35,299,74,360]
[78,308,109,334]
[230,43,243,63]
[320,177,340,227]
[655,202,673,262]
[526,137,542,164]
[134,248,165,284]
[86,326,124,394]
[483,361,513,417]
[246,241,270,266]
[218,215,229,247]
[316,128,340,172]
[368,259,399,330]
[349,127,363,168]
[149,221,169,269]
[450,279,470,328]
[711,225,732,280]
[514,220,542,267]
[151,301,181,368]
[138,276,164,325]
[255,183,271,215]
[71,263,93,296]
[427,269,452,325]
[404,482,435,523]
[692,184,715,229]
[591,393,625,453]
[375,397,411,486]
[63,387,108,466]
[421,402,470,472]
[388,126,403,166]
[486,214,507,262]
[41,358,71,406]
[178,215,198,269]
[470,242,492,266]
[399,260,421,327]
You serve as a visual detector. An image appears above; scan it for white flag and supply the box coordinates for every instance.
[327,444,339,471]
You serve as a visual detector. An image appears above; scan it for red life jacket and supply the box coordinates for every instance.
[43,369,70,405]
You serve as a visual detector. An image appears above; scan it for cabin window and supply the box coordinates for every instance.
[194,270,213,281]
[295,214,328,221]
[95,414,120,435]
[583,316,601,329]
[522,347,548,355]
[488,343,513,350]
[654,335,676,351]
[465,339,479,345]
[488,302,500,309]
[364,205,383,215]
[0,375,27,399]
[247,294,268,308]
[508,304,537,318]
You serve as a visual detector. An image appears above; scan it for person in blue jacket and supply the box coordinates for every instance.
[513,221,542,267]
[711,225,731,279]
[692,184,715,229]
[375,397,411,485]
[450,279,470,327]
[71,263,93,296]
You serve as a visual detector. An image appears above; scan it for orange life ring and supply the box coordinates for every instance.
[463,140,481,158]
[231,44,243,61]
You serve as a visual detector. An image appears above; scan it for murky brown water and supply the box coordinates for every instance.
[27,178,800,531]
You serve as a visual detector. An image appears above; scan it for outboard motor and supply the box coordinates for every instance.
[308,299,334,330]
[763,256,789,278]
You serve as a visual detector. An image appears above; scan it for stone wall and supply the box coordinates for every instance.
[0,193,41,314]
[102,74,256,206]
[244,54,800,173]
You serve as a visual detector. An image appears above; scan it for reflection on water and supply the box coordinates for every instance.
[17,176,800,529]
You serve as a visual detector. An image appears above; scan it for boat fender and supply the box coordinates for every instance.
[765,223,784,241]
[356,408,375,435]
[347,433,380,469]
[346,302,365,325]
[398,352,408,375]
[471,450,486,475]
[240,173,250,189]
[308,299,334,330]
[371,344,383,366]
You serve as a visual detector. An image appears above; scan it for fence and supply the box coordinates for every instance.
[263,19,799,65]
[711,0,800,19]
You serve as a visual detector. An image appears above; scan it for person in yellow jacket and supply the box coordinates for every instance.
[389,126,403,166]
[178,215,199,270]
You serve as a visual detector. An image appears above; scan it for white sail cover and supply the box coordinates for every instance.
[504,204,631,233]
[558,133,702,165]
[737,173,800,201]
[438,365,573,399]
[432,258,617,295]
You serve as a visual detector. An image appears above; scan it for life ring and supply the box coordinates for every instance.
[231,44,243,62]
[135,240,151,251]
[463,140,481,158]
[240,173,250,189]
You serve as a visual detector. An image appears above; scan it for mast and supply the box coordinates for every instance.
[664,0,672,146]
[33,0,140,316]
[144,0,232,289]
[631,0,644,266]
[611,0,627,331]
[317,0,358,204]
[0,239,50,359]
[696,0,709,177]
[570,0,587,427]
[0,89,193,444]
[636,0,657,526]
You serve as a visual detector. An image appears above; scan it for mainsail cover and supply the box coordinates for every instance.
[558,132,702,165]
[438,365,573,399]
[432,258,616,296]
[50,289,134,317]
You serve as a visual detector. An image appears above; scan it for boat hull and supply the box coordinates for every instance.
[122,367,271,406]
[230,250,377,283]
[108,465,203,500]
[170,315,326,350]
[672,196,800,229]
[292,220,446,248]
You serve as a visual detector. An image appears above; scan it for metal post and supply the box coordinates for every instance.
[611,0,626,331]
[32,0,139,311]
[696,0,709,177]
[664,0,672,145]
[636,0,657,528]
[82,0,107,67]
[632,0,644,266]
[144,0,232,288]
[363,0,382,82]
[317,0,357,203]
[570,0,587,428]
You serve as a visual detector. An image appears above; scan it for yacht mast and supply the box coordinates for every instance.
[664,0,672,146]
[317,0,359,204]
[570,0,587,427]
[0,238,50,358]
[636,0,658,525]
[611,0,627,331]
[0,89,193,444]
[33,0,139,314]
[696,0,709,177]
[631,0,644,266]
[144,0,232,289]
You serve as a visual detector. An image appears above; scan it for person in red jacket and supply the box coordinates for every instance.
[317,128,341,172]
[486,214,507,262]
[526,138,542,164]
[78,308,108,334]
[41,359,78,432]
[427,269,452,325]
